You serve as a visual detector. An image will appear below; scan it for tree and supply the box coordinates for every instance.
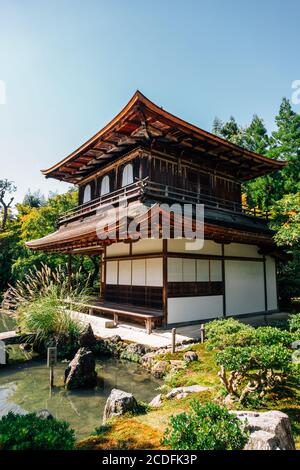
[22,190,46,208]
[0,179,16,230]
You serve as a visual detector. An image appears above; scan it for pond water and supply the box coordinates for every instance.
[0,357,161,439]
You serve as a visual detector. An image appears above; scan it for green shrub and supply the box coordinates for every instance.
[216,344,292,403]
[254,326,293,347]
[163,400,248,450]
[0,412,75,450]
[205,318,255,350]
[289,313,300,334]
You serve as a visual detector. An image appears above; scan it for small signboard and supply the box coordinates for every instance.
[47,347,57,367]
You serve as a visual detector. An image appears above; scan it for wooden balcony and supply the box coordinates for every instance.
[58,179,270,226]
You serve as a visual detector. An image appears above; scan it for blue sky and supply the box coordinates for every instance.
[0,0,299,203]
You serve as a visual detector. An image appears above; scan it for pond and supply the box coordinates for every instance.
[0,357,161,440]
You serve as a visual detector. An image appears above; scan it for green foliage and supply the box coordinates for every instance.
[163,400,248,450]
[289,313,300,334]
[271,192,300,247]
[205,318,255,350]
[0,412,75,450]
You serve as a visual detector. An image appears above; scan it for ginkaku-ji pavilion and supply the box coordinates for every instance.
[26,91,286,332]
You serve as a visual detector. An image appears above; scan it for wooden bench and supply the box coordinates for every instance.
[65,301,161,334]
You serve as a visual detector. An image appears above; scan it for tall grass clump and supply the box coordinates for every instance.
[4,263,91,355]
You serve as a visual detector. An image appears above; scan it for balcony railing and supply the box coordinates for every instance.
[58,178,270,226]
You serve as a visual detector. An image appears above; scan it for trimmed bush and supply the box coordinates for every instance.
[205,318,255,350]
[163,400,248,450]
[0,412,75,450]
[289,313,300,334]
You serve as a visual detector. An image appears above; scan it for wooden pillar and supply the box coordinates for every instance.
[221,244,226,317]
[263,255,268,312]
[67,254,72,293]
[162,239,168,326]
[100,246,107,301]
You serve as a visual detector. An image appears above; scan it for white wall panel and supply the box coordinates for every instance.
[168,239,222,255]
[196,259,210,281]
[183,259,196,281]
[146,258,163,286]
[106,261,118,284]
[132,239,163,254]
[132,259,146,286]
[224,243,262,258]
[266,256,278,311]
[168,296,223,323]
[210,260,222,281]
[168,258,183,282]
[118,260,132,285]
[106,242,130,257]
[225,260,265,315]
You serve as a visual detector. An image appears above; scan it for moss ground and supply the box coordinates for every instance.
[77,343,300,450]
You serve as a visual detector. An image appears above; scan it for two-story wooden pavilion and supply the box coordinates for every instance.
[26,91,286,331]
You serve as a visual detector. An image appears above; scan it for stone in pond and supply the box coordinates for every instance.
[64,347,97,390]
[79,323,96,348]
[151,360,169,378]
[103,388,138,423]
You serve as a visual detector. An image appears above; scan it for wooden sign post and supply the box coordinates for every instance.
[47,347,57,388]
[171,328,176,354]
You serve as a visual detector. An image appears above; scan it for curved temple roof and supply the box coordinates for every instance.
[42,91,286,183]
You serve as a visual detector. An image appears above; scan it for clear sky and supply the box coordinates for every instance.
[0,0,299,203]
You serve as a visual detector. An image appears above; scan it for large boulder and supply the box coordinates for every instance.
[151,360,169,378]
[166,385,209,400]
[79,324,96,348]
[103,388,138,423]
[233,411,295,450]
[183,351,198,363]
[121,343,152,362]
[64,347,97,390]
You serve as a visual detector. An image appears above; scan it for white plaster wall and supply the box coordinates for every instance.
[106,260,118,284]
[168,296,223,323]
[225,260,265,315]
[266,256,278,311]
[132,259,146,286]
[183,258,196,281]
[224,243,262,258]
[168,258,183,282]
[132,239,163,255]
[106,242,130,257]
[210,260,222,281]
[146,258,163,286]
[118,260,132,285]
[168,239,222,255]
[196,259,210,281]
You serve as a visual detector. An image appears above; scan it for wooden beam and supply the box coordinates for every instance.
[162,239,168,326]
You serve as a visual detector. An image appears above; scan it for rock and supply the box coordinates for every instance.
[183,351,198,362]
[166,385,208,400]
[126,343,152,356]
[141,352,156,368]
[151,361,169,378]
[105,321,116,328]
[79,324,96,348]
[103,388,138,423]
[233,411,295,450]
[110,335,122,343]
[36,409,54,420]
[64,347,97,390]
[149,394,163,408]
[170,360,186,369]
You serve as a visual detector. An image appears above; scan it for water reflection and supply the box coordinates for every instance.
[0,358,160,439]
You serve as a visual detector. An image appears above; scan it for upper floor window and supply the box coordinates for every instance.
[121,163,133,187]
[100,175,110,196]
[83,184,91,204]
